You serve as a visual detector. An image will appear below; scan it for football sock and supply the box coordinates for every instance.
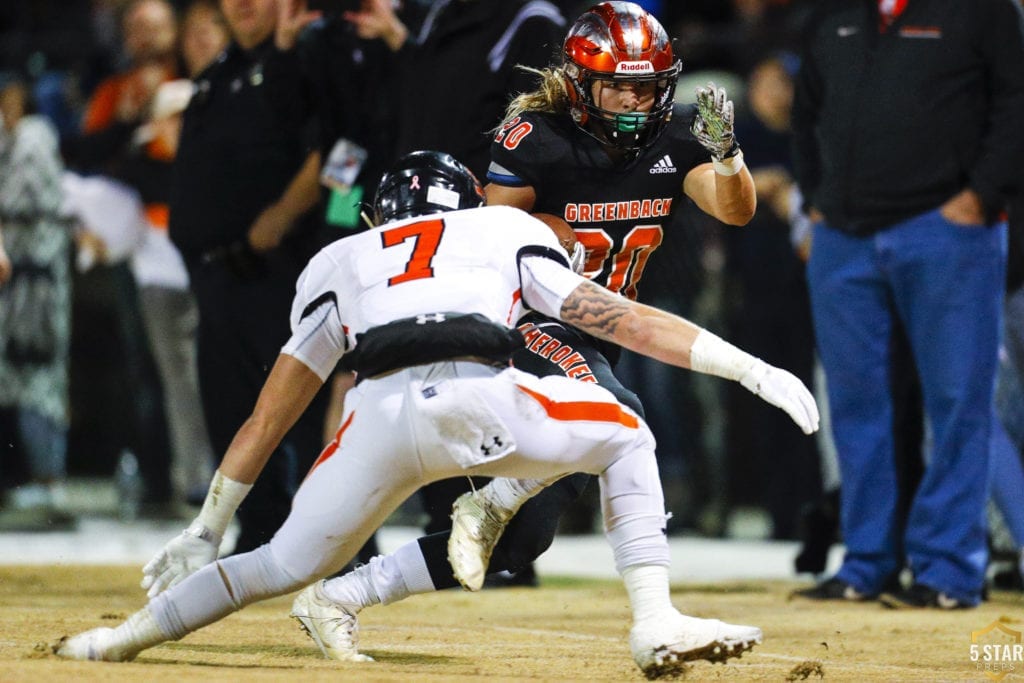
[482,477,549,519]
[601,448,671,572]
[111,607,168,654]
[150,545,301,639]
[622,565,673,621]
[390,540,433,601]
[322,542,428,609]
[322,561,379,609]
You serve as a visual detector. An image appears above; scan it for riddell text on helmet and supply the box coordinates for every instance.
[615,61,654,74]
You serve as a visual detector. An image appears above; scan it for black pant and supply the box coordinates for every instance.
[189,250,329,553]
[418,314,645,589]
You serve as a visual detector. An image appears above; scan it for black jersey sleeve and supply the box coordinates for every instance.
[487,112,566,188]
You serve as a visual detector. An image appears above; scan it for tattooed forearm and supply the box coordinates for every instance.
[560,280,634,341]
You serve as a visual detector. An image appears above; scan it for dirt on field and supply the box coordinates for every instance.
[0,565,1021,682]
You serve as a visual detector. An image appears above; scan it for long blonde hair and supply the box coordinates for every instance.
[497,66,571,131]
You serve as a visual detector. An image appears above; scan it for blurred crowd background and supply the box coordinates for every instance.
[0,0,1018,592]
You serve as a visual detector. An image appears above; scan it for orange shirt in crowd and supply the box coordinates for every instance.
[82,64,177,134]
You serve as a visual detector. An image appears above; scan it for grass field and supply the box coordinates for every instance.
[1,566,1021,681]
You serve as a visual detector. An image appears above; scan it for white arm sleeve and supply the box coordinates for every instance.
[281,254,347,380]
[280,298,346,381]
[518,254,589,319]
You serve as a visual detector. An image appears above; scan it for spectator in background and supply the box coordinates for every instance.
[74,0,180,172]
[340,0,566,569]
[271,0,395,233]
[342,0,566,180]
[990,195,1024,589]
[168,0,330,553]
[103,0,228,512]
[728,0,814,73]
[723,51,819,540]
[791,0,1024,608]
[180,0,230,79]
[64,0,182,517]
[119,79,217,511]
[0,78,75,531]
[669,0,813,74]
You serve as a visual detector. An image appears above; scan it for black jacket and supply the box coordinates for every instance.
[169,39,319,263]
[792,0,1024,233]
[290,16,395,192]
[390,0,566,180]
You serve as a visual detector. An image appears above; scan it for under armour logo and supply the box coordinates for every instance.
[480,435,504,456]
[410,175,421,190]
[416,313,446,324]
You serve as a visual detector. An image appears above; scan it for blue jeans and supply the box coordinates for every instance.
[807,208,1006,603]
[992,288,1024,548]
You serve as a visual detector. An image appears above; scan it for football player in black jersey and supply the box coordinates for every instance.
[466,0,755,583]
[295,0,766,671]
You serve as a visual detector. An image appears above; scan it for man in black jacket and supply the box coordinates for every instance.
[341,0,566,561]
[343,0,566,180]
[169,0,329,554]
[791,0,1024,608]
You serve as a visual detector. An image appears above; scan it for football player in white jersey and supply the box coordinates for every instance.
[55,151,817,678]
[299,0,766,665]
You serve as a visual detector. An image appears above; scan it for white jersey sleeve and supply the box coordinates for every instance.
[280,251,348,381]
[518,252,588,319]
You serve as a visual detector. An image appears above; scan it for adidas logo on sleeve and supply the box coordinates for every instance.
[649,154,677,174]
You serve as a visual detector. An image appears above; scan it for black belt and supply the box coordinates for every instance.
[348,313,524,382]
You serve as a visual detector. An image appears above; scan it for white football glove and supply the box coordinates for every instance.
[691,81,738,161]
[141,523,221,598]
[739,360,820,435]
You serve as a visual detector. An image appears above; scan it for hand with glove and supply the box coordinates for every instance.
[141,523,221,598]
[691,82,744,176]
[738,359,820,435]
[689,329,819,435]
[140,470,252,598]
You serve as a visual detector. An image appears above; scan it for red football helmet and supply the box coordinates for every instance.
[562,2,681,150]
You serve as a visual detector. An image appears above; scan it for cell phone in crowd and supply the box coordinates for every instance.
[321,138,368,192]
[321,138,370,230]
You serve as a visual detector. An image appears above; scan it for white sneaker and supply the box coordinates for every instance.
[630,611,762,678]
[53,627,139,662]
[291,581,374,662]
[447,489,512,591]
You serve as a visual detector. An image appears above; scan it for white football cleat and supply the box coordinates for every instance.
[53,627,139,662]
[630,612,761,678]
[291,581,374,662]
[447,489,512,591]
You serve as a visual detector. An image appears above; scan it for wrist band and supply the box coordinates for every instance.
[712,149,745,177]
[194,470,253,539]
[184,521,222,546]
[689,329,758,381]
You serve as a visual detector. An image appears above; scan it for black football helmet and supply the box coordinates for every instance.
[563,2,682,150]
[373,151,486,224]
